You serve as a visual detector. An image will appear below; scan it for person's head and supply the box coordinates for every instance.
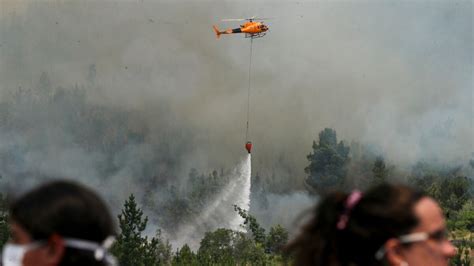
[285,183,456,266]
[4,180,116,266]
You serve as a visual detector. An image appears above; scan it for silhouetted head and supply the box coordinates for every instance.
[6,180,116,266]
[285,183,456,266]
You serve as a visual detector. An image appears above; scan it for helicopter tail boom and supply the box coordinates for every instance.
[213,25,238,39]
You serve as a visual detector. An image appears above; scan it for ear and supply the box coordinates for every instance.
[384,238,406,266]
[45,233,65,265]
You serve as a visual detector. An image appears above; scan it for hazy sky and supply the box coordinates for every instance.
[1,0,472,180]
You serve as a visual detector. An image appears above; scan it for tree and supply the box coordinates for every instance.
[305,128,350,192]
[233,205,289,263]
[197,228,236,265]
[233,205,266,245]
[410,175,472,217]
[197,228,267,265]
[144,230,172,265]
[112,194,171,266]
[112,194,147,266]
[0,193,9,248]
[449,200,474,231]
[430,176,471,212]
[233,233,267,264]
[345,141,378,189]
[371,156,389,185]
[265,224,288,254]
[172,244,199,265]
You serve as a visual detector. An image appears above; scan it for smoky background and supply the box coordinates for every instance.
[0,0,472,246]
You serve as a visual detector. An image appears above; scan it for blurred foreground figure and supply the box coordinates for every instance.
[286,183,456,266]
[3,180,117,266]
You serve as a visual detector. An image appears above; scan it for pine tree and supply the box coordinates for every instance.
[305,128,350,192]
[112,194,148,266]
[112,194,171,266]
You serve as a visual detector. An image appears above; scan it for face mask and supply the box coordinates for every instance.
[2,242,43,266]
[63,236,117,265]
[1,236,116,266]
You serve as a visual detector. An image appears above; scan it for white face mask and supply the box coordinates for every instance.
[1,236,116,266]
[2,242,43,266]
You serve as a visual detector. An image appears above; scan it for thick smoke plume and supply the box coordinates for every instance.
[0,0,472,245]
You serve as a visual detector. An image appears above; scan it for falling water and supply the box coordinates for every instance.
[172,154,252,250]
[228,153,252,231]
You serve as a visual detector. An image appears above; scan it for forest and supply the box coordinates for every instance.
[0,75,472,264]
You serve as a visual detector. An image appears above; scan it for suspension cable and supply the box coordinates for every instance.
[246,38,253,142]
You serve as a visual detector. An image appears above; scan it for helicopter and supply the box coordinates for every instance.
[213,17,269,39]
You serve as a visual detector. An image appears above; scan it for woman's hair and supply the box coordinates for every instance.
[285,183,425,266]
[10,180,116,266]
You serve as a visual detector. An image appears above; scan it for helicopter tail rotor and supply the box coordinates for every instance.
[212,25,222,39]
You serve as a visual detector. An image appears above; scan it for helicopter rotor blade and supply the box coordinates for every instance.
[221,17,274,22]
[252,17,274,20]
[221,18,247,22]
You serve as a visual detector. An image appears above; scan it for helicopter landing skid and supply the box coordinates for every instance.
[246,33,266,39]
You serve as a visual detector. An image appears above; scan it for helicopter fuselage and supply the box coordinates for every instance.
[240,21,268,34]
[213,21,268,39]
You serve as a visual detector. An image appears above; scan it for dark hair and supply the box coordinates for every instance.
[285,183,425,266]
[10,180,116,266]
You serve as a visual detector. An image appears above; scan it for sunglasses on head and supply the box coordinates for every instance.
[399,229,448,243]
[375,229,449,260]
